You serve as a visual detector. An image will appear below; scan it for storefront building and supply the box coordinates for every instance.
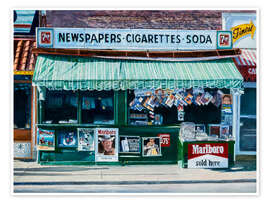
[13,10,39,159]
[222,12,257,155]
[32,26,243,167]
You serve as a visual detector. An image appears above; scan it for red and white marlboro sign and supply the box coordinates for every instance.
[188,143,228,168]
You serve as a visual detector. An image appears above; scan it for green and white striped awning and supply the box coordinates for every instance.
[33,55,121,90]
[33,55,243,91]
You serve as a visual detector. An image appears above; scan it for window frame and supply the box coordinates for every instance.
[14,81,32,129]
[126,89,224,127]
[39,89,116,126]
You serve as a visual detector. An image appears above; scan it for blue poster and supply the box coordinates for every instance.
[58,131,78,148]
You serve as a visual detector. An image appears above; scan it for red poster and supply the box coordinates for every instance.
[158,134,170,147]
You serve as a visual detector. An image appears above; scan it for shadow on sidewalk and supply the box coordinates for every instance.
[209,160,256,172]
[14,166,110,172]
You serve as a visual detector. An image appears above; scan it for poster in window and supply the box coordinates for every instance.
[221,94,233,114]
[95,128,119,162]
[37,128,55,151]
[77,128,95,151]
[119,136,140,153]
[142,137,161,157]
[220,125,231,139]
[209,125,220,138]
[195,124,205,134]
[57,131,78,148]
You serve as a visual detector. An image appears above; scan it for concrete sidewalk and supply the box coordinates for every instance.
[13,159,257,185]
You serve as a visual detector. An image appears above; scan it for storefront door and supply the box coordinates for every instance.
[239,87,256,153]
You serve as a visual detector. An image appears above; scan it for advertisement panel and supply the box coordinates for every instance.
[142,137,161,157]
[37,128,55,151]
[37,28,232,50]
[157,134,170,147]
[222,13,256,48]
[57,131,78,148]
[119,136,140,153]
[77,128,95,151]
[95,128,119,162]
[188,143,228,168]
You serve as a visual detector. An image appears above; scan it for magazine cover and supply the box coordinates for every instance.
[221,94,233,114]
[194,93,203,105]
[37,128,55,151]
[221,114,233,125]
[209,125,221,137]
[77,128,95,151]
[184,93,193,105]
[58,131,78,148]
[220,125,230,139]
[165,94,175,107]
[200,92,213,105]
[195,124,205,134]
[95,128,119,162]
[142,137,161,157]
[211,91,222,107]
[119,136,140,153]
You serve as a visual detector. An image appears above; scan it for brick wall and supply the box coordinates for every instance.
[46,10,256,30]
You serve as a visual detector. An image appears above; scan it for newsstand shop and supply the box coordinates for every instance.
[32,28,243,168]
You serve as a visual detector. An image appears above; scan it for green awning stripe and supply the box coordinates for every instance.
[33,55,243,90]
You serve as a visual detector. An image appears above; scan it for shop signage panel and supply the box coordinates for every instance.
[187,143,228,168]
[77,128,95,151]
[95,128,119,162]
[37,28,232,50]
[119,136,140,153]
[222,13,256,48]
[142,137,162,157]
[37,128,55,151]
[158,134,170,147]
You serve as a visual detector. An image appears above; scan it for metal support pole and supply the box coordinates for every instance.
[77,90,82,124]
[231,88,242,161]
[32,86,37,160]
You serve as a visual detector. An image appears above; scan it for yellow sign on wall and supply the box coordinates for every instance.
[14,71,34,75]
[231,20,256,43]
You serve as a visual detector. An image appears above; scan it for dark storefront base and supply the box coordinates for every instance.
[38,125,179,165]
[36,90,235,167]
